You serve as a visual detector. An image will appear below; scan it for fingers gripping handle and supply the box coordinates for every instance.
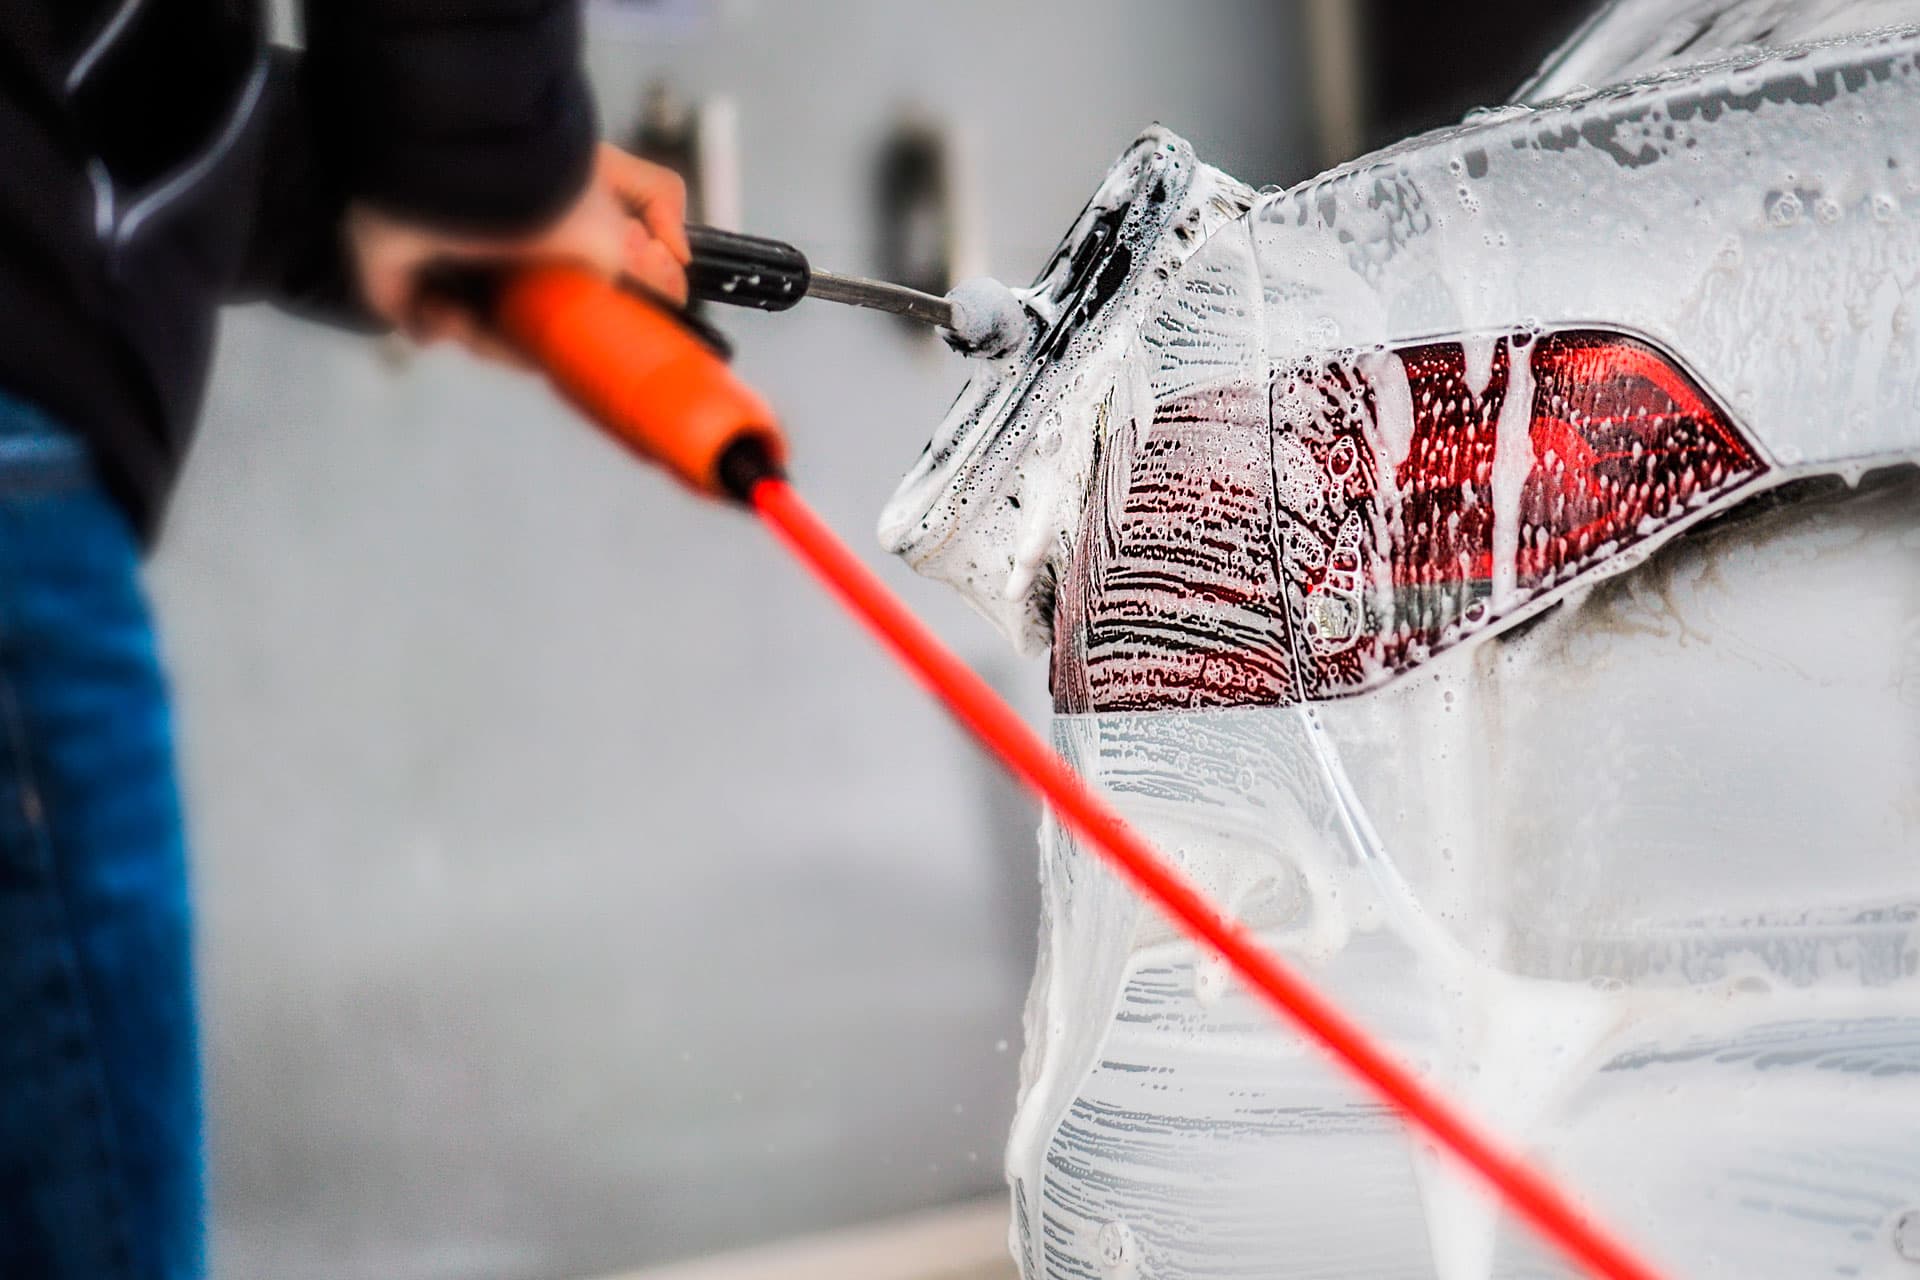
[490,265,788,501]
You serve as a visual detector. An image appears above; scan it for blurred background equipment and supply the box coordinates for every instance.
[869,114,977,333]
[1303,0,1600,168]
[1352,0,1597,150]
[630,81,743,234]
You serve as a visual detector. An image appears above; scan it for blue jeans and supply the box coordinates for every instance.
[0,392,202,1279]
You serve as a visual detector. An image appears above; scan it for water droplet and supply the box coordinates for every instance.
[1194,954,1230,1006]
[1096,1220,1139,1276]
[1892,1209,1920,1261]
[1767,191,1802,227]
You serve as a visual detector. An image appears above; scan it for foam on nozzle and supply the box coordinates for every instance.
[942,276,1028,359]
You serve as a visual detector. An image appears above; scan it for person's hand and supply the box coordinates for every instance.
[346,143,691,362]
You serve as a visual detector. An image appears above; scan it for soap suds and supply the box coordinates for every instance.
[1489,336,1537,612]
[878,127,1256,655]
[1461,333,1499,402]
[884,12,1920,1274]
[943,276,1029,359]
[1359,349,1417,470]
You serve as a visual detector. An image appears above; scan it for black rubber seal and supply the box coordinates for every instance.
[717,435,784,504]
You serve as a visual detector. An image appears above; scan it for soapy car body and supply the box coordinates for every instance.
[884,4,1920,1277]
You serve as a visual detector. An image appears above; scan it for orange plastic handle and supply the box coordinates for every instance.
[491,264,787,500]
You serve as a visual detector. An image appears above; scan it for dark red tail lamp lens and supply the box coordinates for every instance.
[1056,329,1768,712]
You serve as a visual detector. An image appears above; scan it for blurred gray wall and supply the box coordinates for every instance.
[153,4,1312,1277]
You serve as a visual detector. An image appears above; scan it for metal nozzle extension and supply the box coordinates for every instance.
[804,270,954,329]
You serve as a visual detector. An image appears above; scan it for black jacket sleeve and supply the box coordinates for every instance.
[232,47,378,327]
[301,0,599,236]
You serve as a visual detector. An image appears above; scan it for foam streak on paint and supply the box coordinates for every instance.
[1361,350,1417,471]
[1462,334,1499,403]
[1304,703,1625,1280]
[1490,338,1536,611]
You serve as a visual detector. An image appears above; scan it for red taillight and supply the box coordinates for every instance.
[1053,328,1767,712]
[1521,332,1757,581]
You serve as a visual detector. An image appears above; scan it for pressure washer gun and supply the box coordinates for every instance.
[443,243,1670,1280]
[434,225,1023,501]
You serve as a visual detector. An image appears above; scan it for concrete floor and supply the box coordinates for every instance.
[605,1198,1016,1280]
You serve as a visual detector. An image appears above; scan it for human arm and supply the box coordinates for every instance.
[240,2,687,352]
